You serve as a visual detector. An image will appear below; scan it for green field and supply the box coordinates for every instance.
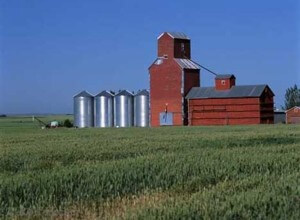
[0,116,299,219]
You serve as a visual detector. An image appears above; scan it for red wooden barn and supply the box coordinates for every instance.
[149,32,200,126]
[149,32,275,126]
[286,106,300,124]
[186,75,275,125]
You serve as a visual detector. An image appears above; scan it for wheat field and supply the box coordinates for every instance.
[0,116,299,219]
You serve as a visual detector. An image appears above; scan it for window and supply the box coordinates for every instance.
[221,80,226,85]
[181,43,185,52]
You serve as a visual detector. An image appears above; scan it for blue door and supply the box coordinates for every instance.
[160,112,173,126]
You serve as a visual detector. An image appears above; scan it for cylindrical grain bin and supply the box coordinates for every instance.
[114,90,134,127]
[73,91,94,128]
[134,90,149,127]
[95,90,114,127]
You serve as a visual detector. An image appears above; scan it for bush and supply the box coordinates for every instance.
[63,119,73,128]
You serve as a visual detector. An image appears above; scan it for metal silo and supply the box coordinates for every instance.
[73,91,94,128]
[114,90,134,127]
[134,90,149,127]
[95,90,114,127]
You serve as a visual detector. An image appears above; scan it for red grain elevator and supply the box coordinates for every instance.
[149,32,200,127]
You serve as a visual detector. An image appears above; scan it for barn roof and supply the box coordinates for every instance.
[215,74,235,79]
[149,58,200,70]
[186,85,274,99]
[285,106,300,113]
[158,32,190,40]
[175,59,200,70]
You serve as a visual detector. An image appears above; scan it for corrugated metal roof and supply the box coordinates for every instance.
[186,85,272,99]
[135,89,149,96]
[115,90,134,96]
[215,74,235,79]
[158,32,190,40]
[175,59,200,70]
[74,90,94,98]
[168,32,189,40]
[95,90,114,97]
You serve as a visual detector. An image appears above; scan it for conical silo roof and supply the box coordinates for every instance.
[135,89,149,96]
[115,90,134,96]
[73,90,94,98]
[95,90,114,97]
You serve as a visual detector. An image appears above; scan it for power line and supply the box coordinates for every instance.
[192,60,219,76]
[184,55,219,76]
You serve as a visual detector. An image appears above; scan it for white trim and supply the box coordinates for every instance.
[157,32,176,40]
[157,32,167,39]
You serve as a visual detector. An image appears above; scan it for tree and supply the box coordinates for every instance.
[63,119,73,128]
[284,84,300,110]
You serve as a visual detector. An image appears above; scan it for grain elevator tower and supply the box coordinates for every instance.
[149,32,200,126]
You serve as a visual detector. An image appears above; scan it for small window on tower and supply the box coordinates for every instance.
[181,43,185,52]
[221,80,226,85]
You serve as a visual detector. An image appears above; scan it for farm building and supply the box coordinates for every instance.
[149,32,200,126]
[149,32,274,126]
[274,110,286,124]
[186,75,274,125]
[286,106,300,124]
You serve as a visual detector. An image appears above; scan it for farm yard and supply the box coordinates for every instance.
[0,116,299,219]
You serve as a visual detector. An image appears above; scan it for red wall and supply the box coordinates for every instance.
[158,34,174,58]
[259,92,274,124]
[183,69,200,125]
[215,78,235,90]
[158,33,191,59]
[150,33,200,127]
[184,69,200,94]
[150,58,183,126]
[188,98,263,125]
[286,107,300,124]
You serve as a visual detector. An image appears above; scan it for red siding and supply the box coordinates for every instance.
[158,34,174,58]
[184,70,200,94]
[188,96,274,126]
[150,32,200,127]
[286,107,300,124]
[215,78,236,90]
[183,69,200,125]
[150,58,183,127]
[259,89,274,124]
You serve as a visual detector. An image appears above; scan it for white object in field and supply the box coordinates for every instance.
[50,121,59,127]
[32,116,35,122]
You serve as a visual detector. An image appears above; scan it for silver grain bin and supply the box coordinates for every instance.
[134,90,149,127]
[114,90,134,127]
[95,90,114,127]
[73,91,94,128]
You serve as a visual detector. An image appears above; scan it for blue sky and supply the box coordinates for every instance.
[0,0,299,114]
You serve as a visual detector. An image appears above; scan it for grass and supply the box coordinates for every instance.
[0,116,299,219]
